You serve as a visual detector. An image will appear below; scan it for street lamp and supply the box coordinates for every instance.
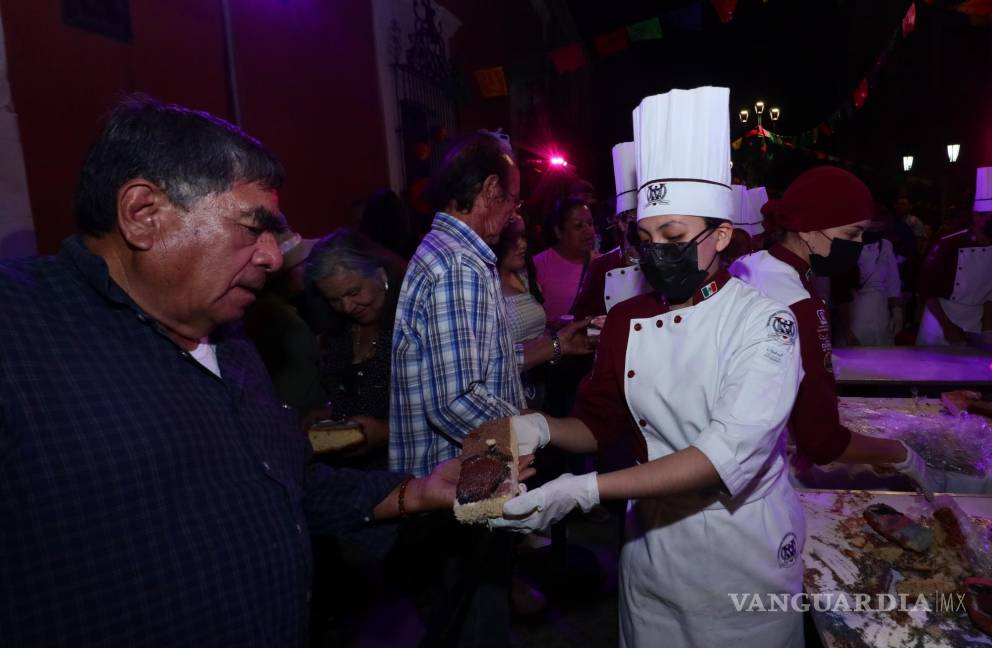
[739,101,779,127]
[903,156,914,172]
[947,144,960,163]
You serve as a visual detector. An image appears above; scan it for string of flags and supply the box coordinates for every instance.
[471,0,736,97]
[471,0,919,152]
[731,1,920,150]
[473,0,924,181]
[731,130,933,186]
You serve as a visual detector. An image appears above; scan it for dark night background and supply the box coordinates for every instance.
[2,0,988,250]
[441,0,991,211]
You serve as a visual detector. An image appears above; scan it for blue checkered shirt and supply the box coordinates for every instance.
[389,213,526,476]
[0,236,406,647]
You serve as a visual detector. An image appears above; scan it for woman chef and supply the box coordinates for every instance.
[571,142,649,319]
[916,166,992,346]
[729,166,934,489]
[493,87,809,647]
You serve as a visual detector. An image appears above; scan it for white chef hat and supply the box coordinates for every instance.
[730,185,766,237]
[975,167,992,213]
[612,142,637,216]
[730,185,746,226]
[633,86,733,222]
[743,186,768,236]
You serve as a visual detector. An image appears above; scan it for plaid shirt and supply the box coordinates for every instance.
[390,213,526,476]
[0,236,405,647]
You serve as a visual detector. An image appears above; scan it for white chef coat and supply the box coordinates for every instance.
[603,264,650,313]
[917,230,992,345]
[574,271,806,647]
[850,239,901,345]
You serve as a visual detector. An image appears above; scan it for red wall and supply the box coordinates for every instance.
[229,0,390,238]
[1,0,388,253]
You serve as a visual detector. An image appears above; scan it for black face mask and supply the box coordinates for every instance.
[639,227,717,304]
[808,232,863,277]
[862,230,883,245]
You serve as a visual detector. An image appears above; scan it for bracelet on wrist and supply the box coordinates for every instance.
[397,476,415,517]
[549,333,562,365]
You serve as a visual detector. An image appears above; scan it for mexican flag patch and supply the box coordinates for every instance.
[700,281,719,300]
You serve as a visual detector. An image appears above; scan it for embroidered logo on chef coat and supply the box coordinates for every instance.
[766,311,797,344]
[646,183,669,205]
[777,532,798,568]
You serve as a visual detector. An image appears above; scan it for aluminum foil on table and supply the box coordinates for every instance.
[789,398,992,494]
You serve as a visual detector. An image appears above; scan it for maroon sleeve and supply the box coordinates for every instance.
[571,259,608,319]
[571,304,647,462]
[918,236,957,301]
[788,298,852,465]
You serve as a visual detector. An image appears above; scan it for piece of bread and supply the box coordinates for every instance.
[308,422,365,454]
[454,418,519,524]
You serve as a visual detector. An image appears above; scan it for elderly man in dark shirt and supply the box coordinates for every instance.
[0,95,460,647]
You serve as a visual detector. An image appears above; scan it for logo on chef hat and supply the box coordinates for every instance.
[777,532,798,568]
[767,311,797,345]
[646,183,670,206]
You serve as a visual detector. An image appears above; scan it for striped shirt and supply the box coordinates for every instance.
[503,275,547,343]
[390,213,526,476]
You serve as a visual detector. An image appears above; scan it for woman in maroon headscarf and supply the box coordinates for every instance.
[729,166,935,492]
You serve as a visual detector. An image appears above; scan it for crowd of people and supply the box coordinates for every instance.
[2,89,991,647]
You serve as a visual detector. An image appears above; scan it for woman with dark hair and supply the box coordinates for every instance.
[494,216,547,407]
[533,197,599,326]
[304,228,406,459]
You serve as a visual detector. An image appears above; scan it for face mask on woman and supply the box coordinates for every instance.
[808,231,863,277]
[639,227,717,304]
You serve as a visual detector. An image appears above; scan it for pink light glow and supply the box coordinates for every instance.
[549,155,568,167]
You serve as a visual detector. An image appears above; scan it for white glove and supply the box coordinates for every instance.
[489,472,599,533]
[891,441,936,501]
[511,413,551,456]
[888,306,904,336]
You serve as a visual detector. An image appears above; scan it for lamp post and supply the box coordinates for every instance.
[941,144,961,223]
[738,100,781,129]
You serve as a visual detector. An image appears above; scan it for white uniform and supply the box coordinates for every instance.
[918,167,992,345]
[850,239,902,345]
[603,264,649,313]
[620,278,804,647]
[602,86,804,646]
[604,143,650,313]
[577,276,806,647]
[916,230,992,346]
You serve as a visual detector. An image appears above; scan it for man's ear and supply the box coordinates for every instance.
[713,222,734,253]
[116,179,175,250]
[480,174,502,207]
